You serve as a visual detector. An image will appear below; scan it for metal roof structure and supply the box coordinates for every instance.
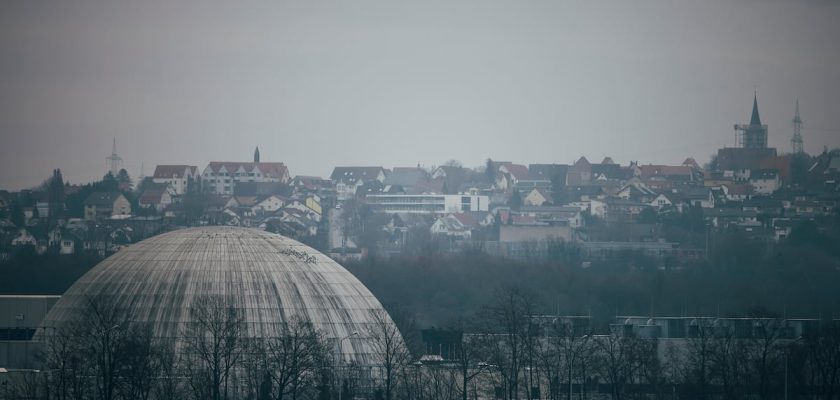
[40,226,401,364]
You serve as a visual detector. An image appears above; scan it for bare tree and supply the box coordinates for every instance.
[77,294,137,400]
[366,308,411,400]
[708,330,748,400]
[594,333,633,400]
[628,338,666,400]
[482,286,540,400]
[422,363,459,400]
[41,321,87,400]
[249,316,328,400]
[802,322,840,400]
[115,323,160,400]
[674,321,716,400]
[152,339,186,400]
[743,318,786,400]
[454,331,491,400]
[540,320,595,400]
[182,295,247,400]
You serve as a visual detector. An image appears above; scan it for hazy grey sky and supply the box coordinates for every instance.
[1,0,839,190]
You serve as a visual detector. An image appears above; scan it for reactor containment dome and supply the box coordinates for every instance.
[40,226,401,364]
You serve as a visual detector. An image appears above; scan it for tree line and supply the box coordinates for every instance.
[2,293,416,400]
[7,286,840,400]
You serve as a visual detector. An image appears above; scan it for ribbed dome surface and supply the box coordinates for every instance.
[41,226,398,364]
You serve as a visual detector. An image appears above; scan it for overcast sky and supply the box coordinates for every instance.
[1,0,839,190]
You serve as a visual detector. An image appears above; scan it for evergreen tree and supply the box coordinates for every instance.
[510,189,522,210]
[550,172,567,205]
[10,199,24,227]
[48,169,65,225]
[116,168,132,189]
[101,172,119,191]
[485,158,496,184]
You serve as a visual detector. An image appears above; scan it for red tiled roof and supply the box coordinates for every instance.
[639,165,693,179]
[139,185,170,205]
[758,155,791,180]
[574,156,591,168]
[724,183,751,196]
[153,165,197,179]
[500,163,529,180]
[330,167,384,182]
[208,162,288,180]
[451,213,478,228]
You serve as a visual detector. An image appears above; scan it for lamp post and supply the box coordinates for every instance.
[338,331,359,400]
[413,360,423,400]
[570,334,589,400]
[785,336,803,400]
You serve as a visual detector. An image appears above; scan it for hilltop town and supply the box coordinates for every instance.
[0,96,838,271]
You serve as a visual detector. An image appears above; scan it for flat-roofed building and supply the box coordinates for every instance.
[0,295,60,368]
[365,194,489,214]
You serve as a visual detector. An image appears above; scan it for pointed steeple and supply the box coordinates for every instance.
[750,92,762,126]
[254,146,260,163]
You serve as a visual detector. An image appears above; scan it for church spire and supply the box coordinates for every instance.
[254,146,260,163]
[750,92,762,126]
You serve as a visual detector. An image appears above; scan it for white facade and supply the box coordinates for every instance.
[366,194,489,214]
[202,162,290,195]
[750,175,780,195]
[649,194,673,209]
[252,195,286,213]
[152,165,198,195]
[523,189,549,206]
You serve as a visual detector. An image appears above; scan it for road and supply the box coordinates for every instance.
[327,206,356,250]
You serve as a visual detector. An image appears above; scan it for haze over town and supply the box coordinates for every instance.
[2,0,840,190]
[2,2,840,400]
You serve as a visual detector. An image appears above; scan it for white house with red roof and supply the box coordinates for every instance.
[430,214,472,240]
[202,147,290,195]
[494,163,529,191]
[152,165,198,195]
[139,183,176,211]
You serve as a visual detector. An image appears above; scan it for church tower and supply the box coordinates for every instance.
[735,93,769,149]
[254,146,260,163]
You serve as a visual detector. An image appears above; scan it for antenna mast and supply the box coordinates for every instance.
[106,138,123,176]
[791,99,804,154]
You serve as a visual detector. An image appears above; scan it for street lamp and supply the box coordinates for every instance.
[570,334,590,400]
[785,335,804,400]
[413,360,423,400]
[338,331,359,400]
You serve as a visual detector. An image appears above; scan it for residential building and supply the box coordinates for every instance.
[152,165,198,195]
[384,167,429,194]
[83,192,131,221]
[750,169,780,195]
[566,157,592,186]
[330,167,387,200]
[202,148,290,195]
[430,214,472,240]
[495,163,529,191]
[522,188,551,206]
[138,183,175,211]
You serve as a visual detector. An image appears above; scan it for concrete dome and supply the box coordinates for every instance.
[40,226,399,364]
